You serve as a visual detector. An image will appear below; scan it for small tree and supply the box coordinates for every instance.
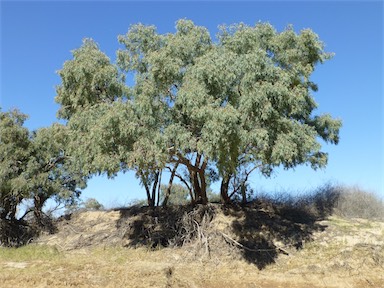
[26,124,86,225]
[84,198,104,211]
[0,108,87,225]
[159,183,190,205]
[0,109,30,221]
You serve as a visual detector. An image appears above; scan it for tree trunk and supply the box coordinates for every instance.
[220,174,231,204]
[150,172,160,208]
[139,171,160,207]
[240,183,247,205]
[188,188,195,204]
[162,163,179,207]
[144,184,153,207]
[156,171,162,207]
[177,153,208,205]
[33,193,48,227]
[140,172,153,207]
[191,171,209,204]
[198,169,208,204]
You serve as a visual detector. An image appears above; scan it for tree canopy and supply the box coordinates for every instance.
[55,19,341,206]
[0,109,30,220]
[0,108,86,224]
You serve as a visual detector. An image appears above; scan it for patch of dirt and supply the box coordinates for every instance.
[3,262,28,269]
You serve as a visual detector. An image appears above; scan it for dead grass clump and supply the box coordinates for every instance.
[334,186,384,220]
[257,183,383,222]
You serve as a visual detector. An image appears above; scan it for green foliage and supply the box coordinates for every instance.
[127,198,147,207]
[0,108,86,223]
[55,20,341,205]
[84,198,104,211]
[159,184,190,205]
[207,190,221,203]
[0,109,30,220]
[56,39,126,120]
[29,125,86,205]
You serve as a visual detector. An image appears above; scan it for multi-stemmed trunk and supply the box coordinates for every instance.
[177,153,208,205]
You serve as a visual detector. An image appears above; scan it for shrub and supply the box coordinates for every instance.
[83,198,104,211]
[334,186,384,220]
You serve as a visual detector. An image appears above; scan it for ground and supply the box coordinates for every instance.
[0,204,383,288]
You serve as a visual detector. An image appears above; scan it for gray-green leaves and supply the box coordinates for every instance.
[55,19,341,205]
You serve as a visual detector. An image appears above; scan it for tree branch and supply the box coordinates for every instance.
[44,155,66,172]
[175,152,201,173]
[162,163,178,206]
[229,164,261,199]
[165,166,192,197]
[221,232,289,255]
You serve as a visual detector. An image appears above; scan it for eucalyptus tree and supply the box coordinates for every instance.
[117,20,342,204]
[26,124,87,225]
[55,38,163,206]
[56,20,341,205]
[0,109,30,221]
[0,108,86,224]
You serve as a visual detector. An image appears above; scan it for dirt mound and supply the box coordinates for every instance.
[36,210,122,250]
[36,201,329,268]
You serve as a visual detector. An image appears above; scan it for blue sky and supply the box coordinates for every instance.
[1,1,383,206]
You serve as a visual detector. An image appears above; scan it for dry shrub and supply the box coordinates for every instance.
[176,204,216,247]
[118,204,218,250]
[257,183,383,221]
[295,183,341,219]
[335,186,384,220]
[252,183,341,221]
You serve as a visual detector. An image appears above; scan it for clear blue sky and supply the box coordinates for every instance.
[1,1,383,206]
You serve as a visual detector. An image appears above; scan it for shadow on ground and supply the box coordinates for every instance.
[116,186,339,269]
[0,219,40,247]
[223,201,327,269]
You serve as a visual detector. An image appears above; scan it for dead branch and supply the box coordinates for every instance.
[220,232,289,255]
